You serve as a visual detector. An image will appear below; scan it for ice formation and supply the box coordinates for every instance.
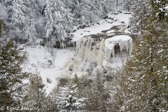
[105,35,133,62]
[76,36,105,65]
[63,34,133,77]
[76,35,133,66]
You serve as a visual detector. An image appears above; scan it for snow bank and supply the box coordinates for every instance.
[72,12,131,42]
[108,11,132,25]
[72,21,114,42]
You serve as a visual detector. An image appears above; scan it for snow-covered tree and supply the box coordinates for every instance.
[56,82,87,112]
[6,0,28,41]
[45,84,59,112]
[45,0,73,49]
[118,1,168,111]
[23,74,46,111]
[1,0,46,44]
[129,0,151,35]
[84,74,109,112]
[0,40,28,111]
[1,0,125,47]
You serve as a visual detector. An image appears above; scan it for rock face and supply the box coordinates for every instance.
[63,33,133,77]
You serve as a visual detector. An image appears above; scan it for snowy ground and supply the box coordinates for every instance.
[23,46,75,94]
[72,11,131,42]
[23,11,132,94]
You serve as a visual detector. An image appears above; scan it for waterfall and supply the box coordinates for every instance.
[63,34,133,77]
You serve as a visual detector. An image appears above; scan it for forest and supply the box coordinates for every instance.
[0,0,168,112]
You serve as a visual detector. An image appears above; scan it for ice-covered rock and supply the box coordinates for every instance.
[105,35,133,62]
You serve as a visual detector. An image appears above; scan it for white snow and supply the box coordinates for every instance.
[0,4,8,19]
[23,46,75,94]
[72,21,114,42]
[124,28,131,34]
[107,30,115,34]
[108,12,131,24]
[164,6,168,10]
[72,11,131,42]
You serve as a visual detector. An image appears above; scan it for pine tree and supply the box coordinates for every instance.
[0,40,28,111]
[129,0,151,35]
[1,0,45,44]
[56,81,86,112]
[23,74,46,111]
[118,0,168,111]
[0,20,3,37]
[85,74,108,112]
[46,84,60,112]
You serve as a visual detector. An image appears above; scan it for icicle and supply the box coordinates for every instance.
[98,39,105,65]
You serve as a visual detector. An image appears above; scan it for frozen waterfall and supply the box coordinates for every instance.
[63,34,133,77]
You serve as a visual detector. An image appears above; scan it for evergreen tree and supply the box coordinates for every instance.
[23,74,46,111]
[46,84,59,112]
[85,74,108,112]
[0,40,28,111]
[56,81,86,112]
[45,0,72,49]
[1,0,45,44]
[118,0,168,111]
[129,0,151,35]
[0,20,4,37]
